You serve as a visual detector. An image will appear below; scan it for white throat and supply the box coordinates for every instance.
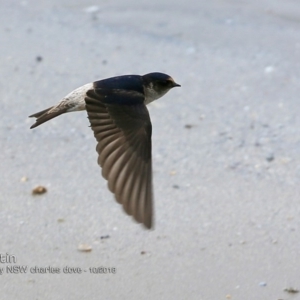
[144,83,169,105]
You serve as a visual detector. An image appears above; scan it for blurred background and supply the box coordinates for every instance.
[1,0,300,299]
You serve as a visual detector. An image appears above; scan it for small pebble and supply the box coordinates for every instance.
[259,282,267,287]
[100,235,110,240]
[84,5,99,13]
[185,124,193,129]
[266,154,274,162]
[78,244,92,252]
[32,186,47,195]
[21,176,28,182]
[284,287,299,294]
[36,56,43,62]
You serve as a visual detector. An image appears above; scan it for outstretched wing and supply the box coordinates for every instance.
[85,89,153,229]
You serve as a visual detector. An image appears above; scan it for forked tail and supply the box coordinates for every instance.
[29,106,67,129]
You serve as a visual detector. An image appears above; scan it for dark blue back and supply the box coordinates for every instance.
[94,75,144,94]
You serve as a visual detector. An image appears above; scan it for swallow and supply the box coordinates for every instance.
[29,72,180,229]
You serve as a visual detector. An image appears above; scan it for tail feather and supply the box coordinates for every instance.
[29,106,54,118]
[29,107,67,129]
[29,83,91,129]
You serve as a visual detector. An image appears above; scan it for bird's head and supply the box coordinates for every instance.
[142,72,180,103]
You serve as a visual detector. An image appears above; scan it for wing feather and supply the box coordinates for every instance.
[85,89,153,228]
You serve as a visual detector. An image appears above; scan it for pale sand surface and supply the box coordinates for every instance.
[1,0,300,299]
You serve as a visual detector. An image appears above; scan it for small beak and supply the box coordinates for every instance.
[173,82,181,87]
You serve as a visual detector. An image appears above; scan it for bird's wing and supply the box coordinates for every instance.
[85,89,153,229]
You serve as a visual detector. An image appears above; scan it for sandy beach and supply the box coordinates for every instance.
[1,0,300,299]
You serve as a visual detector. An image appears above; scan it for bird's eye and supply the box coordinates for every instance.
[157,79,174,88]
[166,80,174,86]
[161,80,170,85]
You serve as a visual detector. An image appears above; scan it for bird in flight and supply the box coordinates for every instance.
[29,72,180,229]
